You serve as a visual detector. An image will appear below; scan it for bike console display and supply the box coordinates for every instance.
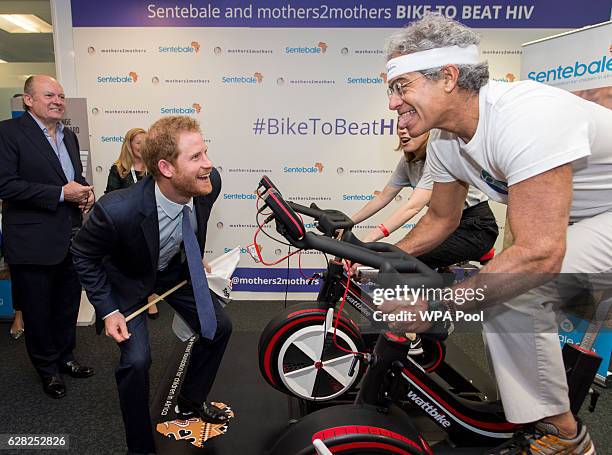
[259,177,305,241]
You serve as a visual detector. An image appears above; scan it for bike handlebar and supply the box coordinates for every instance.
[258,176,443,289]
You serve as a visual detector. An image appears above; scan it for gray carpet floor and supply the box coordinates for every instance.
[0,300,608,454]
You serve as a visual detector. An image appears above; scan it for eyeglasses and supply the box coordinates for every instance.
[386,73,428,98]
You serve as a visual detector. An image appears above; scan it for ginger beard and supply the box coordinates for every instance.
[170,131,213,199]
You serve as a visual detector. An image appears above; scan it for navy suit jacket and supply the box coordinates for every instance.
[0,112,87,265]
[71,171,221,319]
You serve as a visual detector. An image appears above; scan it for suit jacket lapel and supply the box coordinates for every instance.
[19,113,67,182]
[140,177,160,271]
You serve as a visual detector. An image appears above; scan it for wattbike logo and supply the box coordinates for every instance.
[406,390,451,428]
[527,53,612,83]
[158,41,201,53]
[345,292,372,319]
[160,103,202,115]
[285,42,327,54]
[283,163,324,173]
[97,72,138,83]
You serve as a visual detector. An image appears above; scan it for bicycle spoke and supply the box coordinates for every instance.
[292,331,325,362]
[283,365,319,396]
[320,354,356,387]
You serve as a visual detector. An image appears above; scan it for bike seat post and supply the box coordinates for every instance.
[355,334,410,407]
[316,259,345,305]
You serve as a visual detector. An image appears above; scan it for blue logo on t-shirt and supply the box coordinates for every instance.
[480,170,508,195]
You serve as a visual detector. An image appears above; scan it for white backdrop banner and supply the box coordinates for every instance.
[68,0,610,298]
[521,21,612,107]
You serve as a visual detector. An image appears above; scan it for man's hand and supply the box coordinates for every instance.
[203,259,211,273]
[379,297,432,333]
[104,312,131,343]
[64,181,94,203]
[79,190,95,212]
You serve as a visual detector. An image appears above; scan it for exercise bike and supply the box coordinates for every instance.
[254,176,602,454]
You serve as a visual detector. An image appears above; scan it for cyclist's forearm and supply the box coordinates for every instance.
[362,207,421,242]
[445,244,558,312]
[351,189,397,224]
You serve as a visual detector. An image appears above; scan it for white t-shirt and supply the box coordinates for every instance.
[389,135,488,209]
[426,80,612,221]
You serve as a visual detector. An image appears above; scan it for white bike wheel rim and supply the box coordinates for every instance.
[277,323,360,401]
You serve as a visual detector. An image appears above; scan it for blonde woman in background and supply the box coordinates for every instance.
[105,127,147,193]
[105,128,159,319]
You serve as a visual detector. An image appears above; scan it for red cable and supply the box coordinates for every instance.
[329,259,367,357]
[253,225,300,266]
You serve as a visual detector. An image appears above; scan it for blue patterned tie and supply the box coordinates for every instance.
[181,206,216,340]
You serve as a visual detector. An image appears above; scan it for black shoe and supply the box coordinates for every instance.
[59,360,94,378]
[175,396,232,424]
[42,375,66,399]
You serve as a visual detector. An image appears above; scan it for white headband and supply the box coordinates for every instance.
[386,45,479,80]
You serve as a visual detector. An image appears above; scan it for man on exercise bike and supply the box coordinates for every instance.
[380,13,612,455]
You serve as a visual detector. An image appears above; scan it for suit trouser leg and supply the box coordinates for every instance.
[52,253,82,364]
[9,253,81,377]
[116,314,155,453]
[163,284,233,404]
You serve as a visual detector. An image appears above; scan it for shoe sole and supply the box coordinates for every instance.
[174,405,196,419]
[9,329,24,340]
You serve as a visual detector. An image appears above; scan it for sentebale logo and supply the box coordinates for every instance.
[343,194,374,201]
[222,72,263,84]
[223,193,256,200]
[527,52,611,83]
[158,41,201,53]
[347,75,385,84]
[285,42,327,55]
[283,163,323,173]
[97,72,138,83]
[160,102,202,115]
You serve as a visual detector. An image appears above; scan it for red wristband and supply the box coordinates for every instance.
[378,223,390,237]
